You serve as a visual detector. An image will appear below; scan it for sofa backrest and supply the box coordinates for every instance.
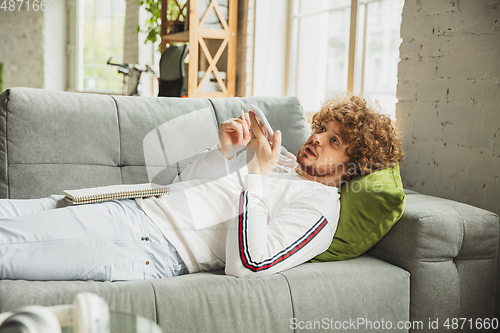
[0,88,309,199]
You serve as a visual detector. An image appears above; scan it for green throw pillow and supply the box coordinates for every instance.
[311,164,405,262]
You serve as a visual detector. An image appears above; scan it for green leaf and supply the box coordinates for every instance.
[138,0,186,45]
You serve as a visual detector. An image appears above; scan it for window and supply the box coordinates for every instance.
[75,0,126,93]
[288,0,404,119]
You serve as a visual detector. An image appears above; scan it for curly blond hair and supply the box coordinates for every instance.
[311,94,404,182]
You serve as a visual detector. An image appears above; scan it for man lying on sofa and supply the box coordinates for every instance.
[0,95,404,281]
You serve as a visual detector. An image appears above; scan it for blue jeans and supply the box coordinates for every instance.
[0,195,188,281]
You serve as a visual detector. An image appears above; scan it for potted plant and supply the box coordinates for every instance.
[137,0,187,51]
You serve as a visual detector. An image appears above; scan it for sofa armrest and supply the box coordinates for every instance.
[369,190,499,332]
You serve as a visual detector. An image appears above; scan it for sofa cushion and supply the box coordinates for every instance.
[369,192,499,324]
[281,255,410,333]
[150,270,294,333]
[0,280,157,322]
[113,95,220,185]
[0,88,122,198]
[112,95,217,185]
[312,164,405,261]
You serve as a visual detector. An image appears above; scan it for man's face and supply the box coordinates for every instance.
[296,121,350,181]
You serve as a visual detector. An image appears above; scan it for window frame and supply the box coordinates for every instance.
[67,0,81,92]
[67,0,127,94]
[287,0,401,117]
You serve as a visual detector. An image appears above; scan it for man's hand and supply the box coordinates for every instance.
[218,112,251,159]
[246,111,281,176]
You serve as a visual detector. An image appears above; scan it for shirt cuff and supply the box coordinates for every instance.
[204,143,230,170]
[244,174,271,197]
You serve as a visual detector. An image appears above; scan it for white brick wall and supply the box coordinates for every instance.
[0,6,45,89]
[396,0,500,213]
[396,0,500,317]
[0,1,67,91]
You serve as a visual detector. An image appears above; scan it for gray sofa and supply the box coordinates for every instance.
[0,87,498,333]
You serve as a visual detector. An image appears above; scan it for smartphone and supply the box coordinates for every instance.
[249,104,274,142]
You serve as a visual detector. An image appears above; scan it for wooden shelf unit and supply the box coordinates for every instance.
[161,0,238,97]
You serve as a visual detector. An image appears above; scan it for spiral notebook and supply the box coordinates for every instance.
[64,183,170,205]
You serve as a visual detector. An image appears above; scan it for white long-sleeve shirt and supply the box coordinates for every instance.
[136,146,340,278]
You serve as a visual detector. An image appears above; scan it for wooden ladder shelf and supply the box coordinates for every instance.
[161,0,238,97]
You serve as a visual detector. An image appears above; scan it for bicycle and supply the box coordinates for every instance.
[106,57,157,96]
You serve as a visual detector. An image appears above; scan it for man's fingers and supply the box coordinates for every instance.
[241,114,250,142]
[226,119,243,143]
[245,112,251,128]
[247,112,256,139]
[248,111,265,139]
[237,121,243,144]
[245,112,251,138]
[231,117,252,144]
[272,130,282,156]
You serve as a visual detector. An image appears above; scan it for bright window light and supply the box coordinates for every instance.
[288,0,404,119]
[77,0,126,93]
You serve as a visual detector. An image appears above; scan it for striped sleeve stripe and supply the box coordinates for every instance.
[238,191,328,272]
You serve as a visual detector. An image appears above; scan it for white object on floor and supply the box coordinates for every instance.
[0,292,110,333]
